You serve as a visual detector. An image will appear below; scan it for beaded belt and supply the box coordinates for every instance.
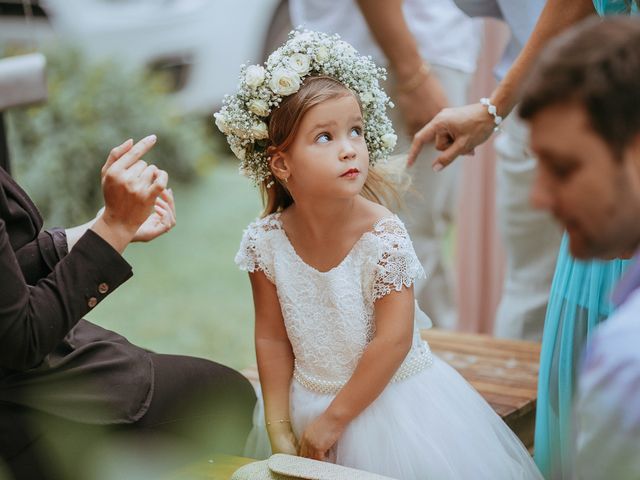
[293,341,434,395]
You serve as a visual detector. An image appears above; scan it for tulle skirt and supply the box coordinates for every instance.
[534,233,631,478]
[246,355,542,480]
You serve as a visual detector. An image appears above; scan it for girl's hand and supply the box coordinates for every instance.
[268,425,298,455]
[298,413,346,461]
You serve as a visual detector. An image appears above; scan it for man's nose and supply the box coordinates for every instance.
[530,169,555,211]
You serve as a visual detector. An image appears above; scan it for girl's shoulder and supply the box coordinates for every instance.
[357,199,409,242]
[244,212,283,236]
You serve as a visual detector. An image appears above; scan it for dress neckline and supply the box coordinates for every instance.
[271,212,398,275]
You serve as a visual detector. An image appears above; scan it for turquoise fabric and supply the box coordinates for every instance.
[534,234,631,478]
[592,0,638,15]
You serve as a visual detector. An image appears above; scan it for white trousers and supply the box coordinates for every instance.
[493,114,562,341]
[389,64,471,330]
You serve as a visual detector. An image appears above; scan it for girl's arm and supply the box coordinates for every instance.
[249,270,297,455]
[298,286,415,460]
[408,0,595,169]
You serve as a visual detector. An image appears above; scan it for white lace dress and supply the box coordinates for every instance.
[236,213,542,480]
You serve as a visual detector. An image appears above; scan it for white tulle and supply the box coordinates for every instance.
[237,213,542,479]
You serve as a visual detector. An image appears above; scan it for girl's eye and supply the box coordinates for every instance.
[350,127,362,137]
[316,133,330,143]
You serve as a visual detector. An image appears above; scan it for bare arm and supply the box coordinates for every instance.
[249,270,297,455]
[490,0,595,116]
[298,286,415,460]
[408,0,595,169]
[356,0,448,134]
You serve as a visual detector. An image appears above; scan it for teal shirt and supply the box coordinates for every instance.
[593,0,639,15]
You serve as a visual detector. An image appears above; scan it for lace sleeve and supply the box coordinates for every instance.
[371,217,426,301]
[234,218,276,283]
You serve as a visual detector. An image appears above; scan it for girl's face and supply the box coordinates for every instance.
[280,94,370,201]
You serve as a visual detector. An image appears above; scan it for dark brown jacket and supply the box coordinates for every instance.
[0,167,153,435]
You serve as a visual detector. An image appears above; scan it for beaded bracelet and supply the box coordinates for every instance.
[480,97,503,132]
[266,419,291,427]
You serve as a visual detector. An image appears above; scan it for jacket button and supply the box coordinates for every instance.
[98,283,109,294]
[87,297,98,308]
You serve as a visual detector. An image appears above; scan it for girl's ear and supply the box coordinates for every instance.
[269,150,291,182]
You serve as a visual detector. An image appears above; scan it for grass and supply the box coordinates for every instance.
[87,161,262,370]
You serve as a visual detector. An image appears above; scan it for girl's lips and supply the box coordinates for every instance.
[340,168,360,178]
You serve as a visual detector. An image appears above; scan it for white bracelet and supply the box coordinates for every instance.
[480,97,503,132]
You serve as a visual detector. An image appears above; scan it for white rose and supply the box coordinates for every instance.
[269,69,302,96]
[245,65,266,88]
[230,143,247,161]
[248,99,270,117]
[288,53,311,76]
[381,133,398,150]
[359,91,374,105]
[213,112,229,134]
[250,121,269,140]
[315,46,329,63]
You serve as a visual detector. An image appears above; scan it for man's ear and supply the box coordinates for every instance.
[269,150,291,182]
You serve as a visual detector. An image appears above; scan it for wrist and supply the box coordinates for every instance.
[396,62,431,94]
[324,403,353,428]
[479,97,504,133]
[266,418,291,430]
[91,215,136,254]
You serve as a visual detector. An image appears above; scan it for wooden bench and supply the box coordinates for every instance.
[422,329,540,450]
[169,329,540,479]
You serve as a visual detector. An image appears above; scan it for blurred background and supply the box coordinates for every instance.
[0,0,294,370]
[0,0,508,372]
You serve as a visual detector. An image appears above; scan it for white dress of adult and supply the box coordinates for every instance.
[453,0,563,341]
[289,0,480,330]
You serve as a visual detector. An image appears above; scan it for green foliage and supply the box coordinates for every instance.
[6,46,218,226]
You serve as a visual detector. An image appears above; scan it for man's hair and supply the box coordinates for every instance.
[519,16,640,158]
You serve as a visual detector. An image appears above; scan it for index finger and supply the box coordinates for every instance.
[111,134,157,171]
[407,121,437,167]
[103,139,133,173]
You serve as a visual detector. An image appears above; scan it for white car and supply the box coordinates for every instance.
[0,0,291,114]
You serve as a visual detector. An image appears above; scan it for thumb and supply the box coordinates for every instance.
[432,137,468,172]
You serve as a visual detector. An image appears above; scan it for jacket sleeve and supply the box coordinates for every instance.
[0,218,133,370]
[13,227,69,285]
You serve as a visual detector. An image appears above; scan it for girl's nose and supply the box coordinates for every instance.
[339,139,357,161]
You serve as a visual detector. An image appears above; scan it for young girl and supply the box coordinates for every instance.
[218,30,542,479]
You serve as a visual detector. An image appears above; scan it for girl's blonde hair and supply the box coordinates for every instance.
[260,76,407,217]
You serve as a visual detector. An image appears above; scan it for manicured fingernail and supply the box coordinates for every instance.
[433,163,443,172]
[144,134,157,143]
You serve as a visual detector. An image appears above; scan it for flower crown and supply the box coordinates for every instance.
[214,29,397,186]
